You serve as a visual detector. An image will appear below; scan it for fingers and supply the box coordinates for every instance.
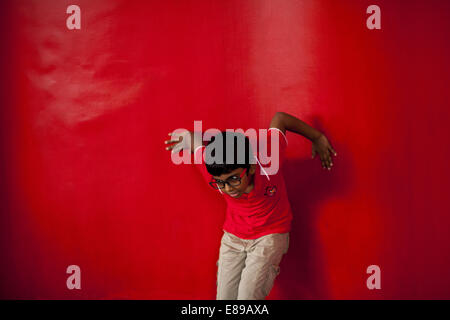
[165,143,178,151]
[164,132,182,151]
[320,150,334,171]
[320,157,330,170]
[313,135,337,170]
[329,146,338,157]
[319,143,338,170]
[164,137,181,145]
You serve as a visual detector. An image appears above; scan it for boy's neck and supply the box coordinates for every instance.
[243,174,255,193]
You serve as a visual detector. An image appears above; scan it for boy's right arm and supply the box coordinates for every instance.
[164,130,212,184]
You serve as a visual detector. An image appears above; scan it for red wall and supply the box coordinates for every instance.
[1,0,450,299]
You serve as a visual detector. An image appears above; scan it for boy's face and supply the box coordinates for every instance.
[212,164,256,198]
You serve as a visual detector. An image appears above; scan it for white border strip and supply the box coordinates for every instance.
[268,127,289,146]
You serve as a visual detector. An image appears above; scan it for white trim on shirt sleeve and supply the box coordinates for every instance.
[268,127,288,146]
[193,145,206,165]
[193,144,205,154]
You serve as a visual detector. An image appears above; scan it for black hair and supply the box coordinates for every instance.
[204,131,253,177]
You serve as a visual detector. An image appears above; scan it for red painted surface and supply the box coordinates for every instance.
[1,0,450,299]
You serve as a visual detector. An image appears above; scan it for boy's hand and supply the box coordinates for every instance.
[311,134,337,170]
[164,130,192,153]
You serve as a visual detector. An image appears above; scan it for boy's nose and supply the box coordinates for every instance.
[224,184,235,193]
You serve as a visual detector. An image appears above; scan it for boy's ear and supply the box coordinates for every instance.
[249,164,256,175]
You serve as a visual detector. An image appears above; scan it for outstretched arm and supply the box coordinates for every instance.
[270,112,337,170]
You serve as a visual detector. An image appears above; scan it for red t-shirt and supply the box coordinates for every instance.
[194,128,293,240]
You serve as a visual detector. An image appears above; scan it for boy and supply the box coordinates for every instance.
[164,112,337,300]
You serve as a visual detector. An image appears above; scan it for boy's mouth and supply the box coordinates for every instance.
[228,191,240,197]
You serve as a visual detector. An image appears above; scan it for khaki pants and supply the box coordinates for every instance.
[216,231,290,300]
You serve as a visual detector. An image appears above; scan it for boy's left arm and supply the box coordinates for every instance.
[270,111,337,170]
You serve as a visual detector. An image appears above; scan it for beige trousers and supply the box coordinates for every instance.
[216,231,290,300]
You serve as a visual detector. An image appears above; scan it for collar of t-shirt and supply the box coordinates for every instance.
[219,157,271,200]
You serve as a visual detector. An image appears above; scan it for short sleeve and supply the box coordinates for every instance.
[259,128,288,175]
[194,145,212,183]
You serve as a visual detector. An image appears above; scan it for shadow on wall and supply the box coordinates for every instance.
[271,117,355,299]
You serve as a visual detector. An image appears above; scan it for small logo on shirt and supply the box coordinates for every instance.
[264,185,277,197]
